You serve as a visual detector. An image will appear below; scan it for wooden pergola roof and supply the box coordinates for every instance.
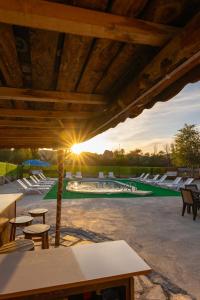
[0,0,200,148]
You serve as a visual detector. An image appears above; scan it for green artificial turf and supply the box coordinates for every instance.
[43,179,180,200]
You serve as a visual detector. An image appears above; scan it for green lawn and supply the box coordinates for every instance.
[44,179,180,200]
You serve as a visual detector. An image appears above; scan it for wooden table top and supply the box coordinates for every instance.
[0,240,151,299]
[0,193,23,215]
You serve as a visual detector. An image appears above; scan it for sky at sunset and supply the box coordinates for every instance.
[72,82,200,154]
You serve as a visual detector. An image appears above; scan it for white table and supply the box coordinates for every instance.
[0,240,151,299]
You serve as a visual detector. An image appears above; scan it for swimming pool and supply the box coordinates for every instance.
[66,180,152,196]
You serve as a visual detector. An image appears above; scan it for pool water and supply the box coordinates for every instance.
[67,180,152,195]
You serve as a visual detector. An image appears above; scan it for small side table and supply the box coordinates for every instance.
[28,208,48,224]
[9,216,33,241]
[23,224,50,249]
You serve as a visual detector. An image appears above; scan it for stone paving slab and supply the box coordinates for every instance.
[0,181,198,299]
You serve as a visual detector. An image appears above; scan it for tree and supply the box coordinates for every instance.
[171,124,200,168]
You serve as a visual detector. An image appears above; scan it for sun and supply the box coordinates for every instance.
[71,143,83,155]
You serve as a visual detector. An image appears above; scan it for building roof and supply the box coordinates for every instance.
[0,0,200,148]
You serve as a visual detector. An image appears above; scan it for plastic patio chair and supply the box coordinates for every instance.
[98,172,104,179]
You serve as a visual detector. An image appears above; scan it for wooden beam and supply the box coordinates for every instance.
[0,87,107,105]
[0,120,62,128]
[0,108,95,119]
[0,24,23,87]
[0,129,84,139]
[0,0,179,46]
[91,11,200,135]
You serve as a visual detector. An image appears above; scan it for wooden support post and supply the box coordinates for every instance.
[55,149,64,247]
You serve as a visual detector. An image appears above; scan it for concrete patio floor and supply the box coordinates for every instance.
[1,181,200,299]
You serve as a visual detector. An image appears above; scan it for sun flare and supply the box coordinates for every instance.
[71,143,83,154]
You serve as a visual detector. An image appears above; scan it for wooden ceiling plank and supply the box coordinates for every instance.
[77,0,149,94]
[57,35,92,92]
[0,87,107,105]
[0,120,67,128]
[56,0,108,110]
[91,11,200,135]
[0,0,179,46]
[95,0,189,95]
[30,29,59,91]
[0,24,23,87]
[0,108,95,119]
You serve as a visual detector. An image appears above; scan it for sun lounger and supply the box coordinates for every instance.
[23,178,51,189]
[179,178,194,189]
[161,177,182,189]
[66,172,73,179]
[140,173,150,181]
[75,172,82,179]
[17,180,44,194]
[130,173,145,180]
[98,172,104,179]
[154,174,168,185]
[33,175,54,185]
[38,173,56,182]
[30,176,53,187]
[108,172,115,178]
[38,173,57,184]
[144,174,160,183]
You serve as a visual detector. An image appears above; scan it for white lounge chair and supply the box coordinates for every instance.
[140,173,150,181]
[144,174,160,183]
[17,179,44,194]
[34,175,54,185]
[38,173,56,182]
[75,172,82,179]
[154,174,168,185]
[66,172,72,179]
[130,173,145,180]
[162,177,182,189]
[98,172,104,179]
[108,172,115,178]
[23,178,51,189]
[179,178,194,189]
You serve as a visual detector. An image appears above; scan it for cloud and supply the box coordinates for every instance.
[78,82,200,153]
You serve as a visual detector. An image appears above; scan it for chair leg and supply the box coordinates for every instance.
[192,205,197,221]
[182,203,186,216]
[187,205,191,214]
[43,214,45,224]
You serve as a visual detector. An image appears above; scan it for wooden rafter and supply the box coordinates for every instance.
[0,24,23,87]
[0,87,107,105]
[0,108,96,119]
[0,120,68,128]
[91,11,200,135]
[0,0,179,46]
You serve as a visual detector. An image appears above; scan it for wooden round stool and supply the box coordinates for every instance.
[0,239,34,254]
[23,224,50,249]
[9,216,33,241]
[28,208,48,224]
[0,217,9,246]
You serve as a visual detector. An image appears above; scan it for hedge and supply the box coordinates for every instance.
[23,165,167,178]
[0,162,22,178]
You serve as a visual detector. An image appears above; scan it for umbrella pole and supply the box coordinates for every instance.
[55,149,64,247]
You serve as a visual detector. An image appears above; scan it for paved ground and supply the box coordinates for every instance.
[1,181,200,299]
